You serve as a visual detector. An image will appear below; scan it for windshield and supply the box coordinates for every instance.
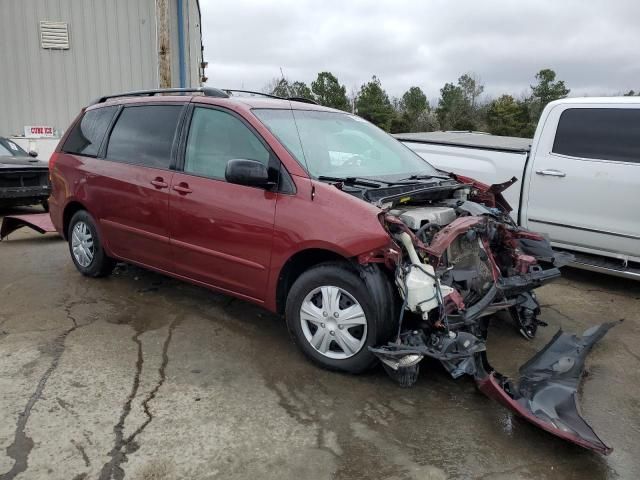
[253,109,440,179]
[0,138,28,157]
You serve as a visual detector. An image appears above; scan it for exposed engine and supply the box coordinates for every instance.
[359,174,617,455]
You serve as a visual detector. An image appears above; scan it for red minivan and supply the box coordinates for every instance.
[49,86,564,377]
[50,88,617,453]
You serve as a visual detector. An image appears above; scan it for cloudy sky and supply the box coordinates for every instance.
[199,0,640,104]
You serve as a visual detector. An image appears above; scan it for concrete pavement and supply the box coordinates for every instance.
[1,206,638,479]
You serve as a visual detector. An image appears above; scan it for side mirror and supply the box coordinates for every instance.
[225,159,275,188]
[28,150,38,158]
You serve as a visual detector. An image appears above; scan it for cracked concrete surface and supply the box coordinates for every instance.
[0,207,639,479]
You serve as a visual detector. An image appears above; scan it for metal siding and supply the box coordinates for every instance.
[169,0,201,88]
[0,0,159,136]
[188,0,203,87]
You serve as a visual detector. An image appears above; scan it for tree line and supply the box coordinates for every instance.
[262,69,637,138]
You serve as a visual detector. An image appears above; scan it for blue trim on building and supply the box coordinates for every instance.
[177,0,187,88]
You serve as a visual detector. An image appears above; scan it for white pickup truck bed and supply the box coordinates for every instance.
[395,132,531,216]
[397,106,640,281]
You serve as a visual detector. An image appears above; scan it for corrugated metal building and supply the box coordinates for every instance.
[0,0,205,140]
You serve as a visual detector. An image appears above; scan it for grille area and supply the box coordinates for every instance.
[0,171,49,188]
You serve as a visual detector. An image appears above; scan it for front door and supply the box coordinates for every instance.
[168,106,278,302]
[96,103,184,271]
[524,105,640,260]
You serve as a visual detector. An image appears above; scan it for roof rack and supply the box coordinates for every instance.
[90,87,229,105]
[223,89,280,99]
[223,89,319,105]
[287,96,318,105]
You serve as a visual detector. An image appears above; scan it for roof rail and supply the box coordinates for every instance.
[90,87,229,105]
[223,89,319,105]
[223,89,281,99]
[287,96,318,105]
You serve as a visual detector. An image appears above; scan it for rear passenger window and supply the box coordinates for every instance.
[553,108,640,163]
[63,106,117,156]
[106,105,182,169]
[184,107,271,180]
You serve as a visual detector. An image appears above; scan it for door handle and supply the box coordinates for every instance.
[150,177,169,188]
[173,182,193,195]
[535,169,566,177]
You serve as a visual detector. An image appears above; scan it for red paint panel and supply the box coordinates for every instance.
[168,172,277,301]
[0,213,57,239]
[476,373,613,455]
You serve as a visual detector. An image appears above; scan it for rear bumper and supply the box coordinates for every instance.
[0,185,51,202]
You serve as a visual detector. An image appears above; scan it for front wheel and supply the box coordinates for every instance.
[68,210,115,277]
[285,262,393,373]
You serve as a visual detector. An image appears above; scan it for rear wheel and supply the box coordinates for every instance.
[285,262,392,373]
[68,210,115,277]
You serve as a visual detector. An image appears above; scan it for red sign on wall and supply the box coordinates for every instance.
[24,126,55,138]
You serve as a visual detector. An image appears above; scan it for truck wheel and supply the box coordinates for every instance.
[285,262,392,373]
[41,199,49,212]
[67,210,115,277]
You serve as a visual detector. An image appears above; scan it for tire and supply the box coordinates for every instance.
[41,199,49,212]
[285,262,395,374]
[67,210,115,277]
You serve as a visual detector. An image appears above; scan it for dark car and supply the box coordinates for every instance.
[0,137,51,210]
[48,88,615,454]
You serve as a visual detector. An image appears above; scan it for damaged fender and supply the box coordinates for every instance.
[0,213,57,240]
[475,321,620,455]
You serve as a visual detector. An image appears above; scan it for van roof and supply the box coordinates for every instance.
[88,87,340,113]
[89,92,340,114]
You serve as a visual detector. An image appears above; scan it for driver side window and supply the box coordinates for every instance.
[184,107,271,180]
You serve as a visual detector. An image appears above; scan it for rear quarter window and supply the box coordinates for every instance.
[106,105,182,169]
[552,108,640,163]
[63,106,118,156]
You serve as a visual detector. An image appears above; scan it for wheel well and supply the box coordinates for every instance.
[276,249,348,314]
[62,201,86,240]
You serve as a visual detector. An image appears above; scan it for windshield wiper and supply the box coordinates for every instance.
[317,176,395,188]
[397,173,451,182]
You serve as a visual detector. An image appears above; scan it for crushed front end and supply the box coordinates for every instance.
[363,175,616,454]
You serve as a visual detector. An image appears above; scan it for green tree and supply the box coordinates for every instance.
[436,82,473,130]
[389,112,411,133]
[529,68,570,120]
[356,76,394,131]
[401,87,428,119]
[289,81,313,99]
[389,86,432,133]
[266,77,291,97]
[413,111,440,132]
[458,73,484,109]
[486,95,530,137]
[400,86,429,132]
[265,78,313,99]
[311,72,350,110]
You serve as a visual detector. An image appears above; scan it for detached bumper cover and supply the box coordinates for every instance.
[476,321,620,455]
[0,213,57,240]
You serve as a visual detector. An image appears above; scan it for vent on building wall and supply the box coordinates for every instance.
[40,21,70,49]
